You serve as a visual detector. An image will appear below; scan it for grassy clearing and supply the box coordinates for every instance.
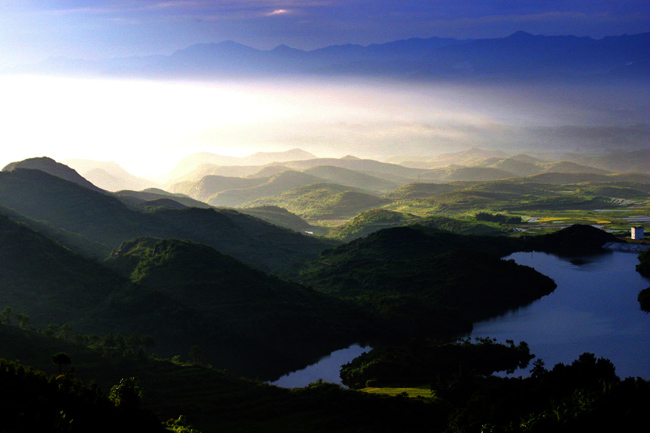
[361,387,432,398]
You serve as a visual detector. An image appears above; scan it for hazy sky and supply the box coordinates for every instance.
[1,1,649,68]
[0,1,648,178]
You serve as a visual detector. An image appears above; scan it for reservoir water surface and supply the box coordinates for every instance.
[472,250,650,379]
[273,250,650,387]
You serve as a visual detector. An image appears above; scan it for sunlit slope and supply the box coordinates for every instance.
[565,148,650,174]
[303,165,400,192]
[246,182,391,221]
[207,170,323,207]
[114,189,212,209]
[328,209,419,241]
[238,205,313,232]
[281,156,424,179]
[329,210,508,242]
[383,182,465,200]
[0,167,331,272]
[421,165,516,182]
[516,172,650,184]
[172,175,267,201]
[385,179,616,213]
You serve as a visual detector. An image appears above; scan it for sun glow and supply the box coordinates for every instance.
[0,75,285,176]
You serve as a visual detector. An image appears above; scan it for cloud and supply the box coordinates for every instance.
[267,9,291,16]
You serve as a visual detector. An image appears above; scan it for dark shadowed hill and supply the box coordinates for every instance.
[100,237,370,376]
[0,167,332,272]
[297,226,554,337]
[0,212,129,328]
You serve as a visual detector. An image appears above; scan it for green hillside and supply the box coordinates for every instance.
[383,182,463,200]
[421,165,515,182]
[0,214,365,377]
[239,205,314,232]
[0,212,129,328]
[298,226,552,337]
[207,170,323,207]
[172,174,267,201]
[247,183,391,221]
[115,189,212,208]
[329,209,419,241]
[281,156,423,178]
[303,165,401,192]
[100,237,370,376]
[330,210,508,242]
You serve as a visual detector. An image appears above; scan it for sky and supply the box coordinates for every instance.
[0,1,648,178]
[1,0,649,69]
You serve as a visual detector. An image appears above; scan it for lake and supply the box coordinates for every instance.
[270,343,371,388]
[271,250,649,388]
[471,250,650,379]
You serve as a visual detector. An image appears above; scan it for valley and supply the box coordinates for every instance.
[1,149,649,432]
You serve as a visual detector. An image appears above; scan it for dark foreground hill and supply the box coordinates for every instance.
[0,212,129,328]
[0,212,367,377]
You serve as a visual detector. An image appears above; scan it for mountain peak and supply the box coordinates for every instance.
[3,157,103,193]
[507,30,536,39]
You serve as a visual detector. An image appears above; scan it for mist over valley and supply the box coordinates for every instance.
[1,3,650,430]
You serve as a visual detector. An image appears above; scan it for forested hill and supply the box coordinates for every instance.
[0,212,130,328]
[297,224,621,338]
[297,226,555,338]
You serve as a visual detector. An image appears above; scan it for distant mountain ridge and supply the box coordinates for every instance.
[169,148,317,181]
[63,159,158,192]
[8,32,649,82]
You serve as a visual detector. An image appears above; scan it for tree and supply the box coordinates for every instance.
[50,352,72,374]
[109,377,143,409]
[141,335,155,356]
[44,323,60,338]
[59,323,72,341]
[189,345,202,364]
[15,313,31,330]
[0,307,14,325]
[530,358,547,378]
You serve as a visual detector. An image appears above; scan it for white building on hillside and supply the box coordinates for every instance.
[631,226,645,240]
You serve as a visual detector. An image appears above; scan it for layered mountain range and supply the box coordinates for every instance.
[9,31,649,82]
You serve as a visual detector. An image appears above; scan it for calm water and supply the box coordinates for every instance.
[471,250,650,379]
[270,344,371,388]
[272,250,649,388]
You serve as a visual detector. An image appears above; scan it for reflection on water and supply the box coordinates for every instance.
[471,251,650,378]
[270,344,371,388]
